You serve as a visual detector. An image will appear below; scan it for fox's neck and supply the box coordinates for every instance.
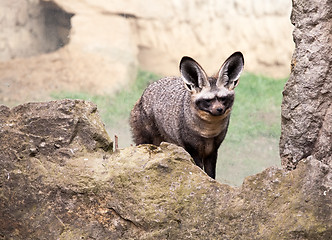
[186,105,231,138]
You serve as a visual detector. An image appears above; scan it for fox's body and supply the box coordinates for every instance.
[130,52,244,179]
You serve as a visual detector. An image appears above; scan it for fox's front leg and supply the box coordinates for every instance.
[203,151,218,179]
[186,148,204,170]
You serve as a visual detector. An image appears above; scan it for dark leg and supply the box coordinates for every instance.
[203,151,218,179]
[193,154,203,170]
[185,146,203,170]
[186,149,204,169]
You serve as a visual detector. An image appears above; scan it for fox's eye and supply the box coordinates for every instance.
[217,97,227,102]
[196,98,213,110]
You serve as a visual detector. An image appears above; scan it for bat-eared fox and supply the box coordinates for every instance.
[130,52,244,179]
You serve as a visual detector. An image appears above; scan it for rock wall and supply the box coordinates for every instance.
[0,0,293,105]
[133,0,293,78]
[280,0,332,170]
[0,0,138,105]
[1,99,331,239]
[0,0,72,60]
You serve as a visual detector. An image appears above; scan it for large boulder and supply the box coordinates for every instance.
[1,100,331,239]
[279,0,332,170]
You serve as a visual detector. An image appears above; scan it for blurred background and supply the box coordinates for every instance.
[0,0,294,185]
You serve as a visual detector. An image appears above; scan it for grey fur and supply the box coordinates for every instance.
[130,52,244,179]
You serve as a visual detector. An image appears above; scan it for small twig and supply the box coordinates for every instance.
[114,135,118,151]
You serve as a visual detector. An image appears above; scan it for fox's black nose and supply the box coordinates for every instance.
[211,107,224,116]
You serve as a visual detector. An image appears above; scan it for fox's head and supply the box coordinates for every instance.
[180,52,244,120]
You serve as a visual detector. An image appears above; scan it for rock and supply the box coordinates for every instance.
[279,0,332,170]
[0,99,113,160]
[1,100,331,239]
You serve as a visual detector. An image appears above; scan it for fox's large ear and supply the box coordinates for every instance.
[216,52,244,90]
[180,56,209,91]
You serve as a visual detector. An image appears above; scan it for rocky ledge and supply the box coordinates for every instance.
[0,100,331,239]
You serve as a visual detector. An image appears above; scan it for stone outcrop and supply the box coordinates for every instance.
[1,100,331,239]
[279,0,332,170]
[0,0,293,105]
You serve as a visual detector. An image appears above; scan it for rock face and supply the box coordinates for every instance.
[279,0,332,170]
[0,0,138,105]
[1,100,331,239]
[0,0,293,105]
[133,0,293,78]
[0,0,72,60]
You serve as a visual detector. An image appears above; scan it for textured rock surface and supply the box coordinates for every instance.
[0,99,113,158]
[280,0,332,170]
[1,100,331,239]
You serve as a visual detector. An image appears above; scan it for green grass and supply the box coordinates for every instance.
[217,73,287,185]
[52,70,287,186]
[227,72,285,141]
